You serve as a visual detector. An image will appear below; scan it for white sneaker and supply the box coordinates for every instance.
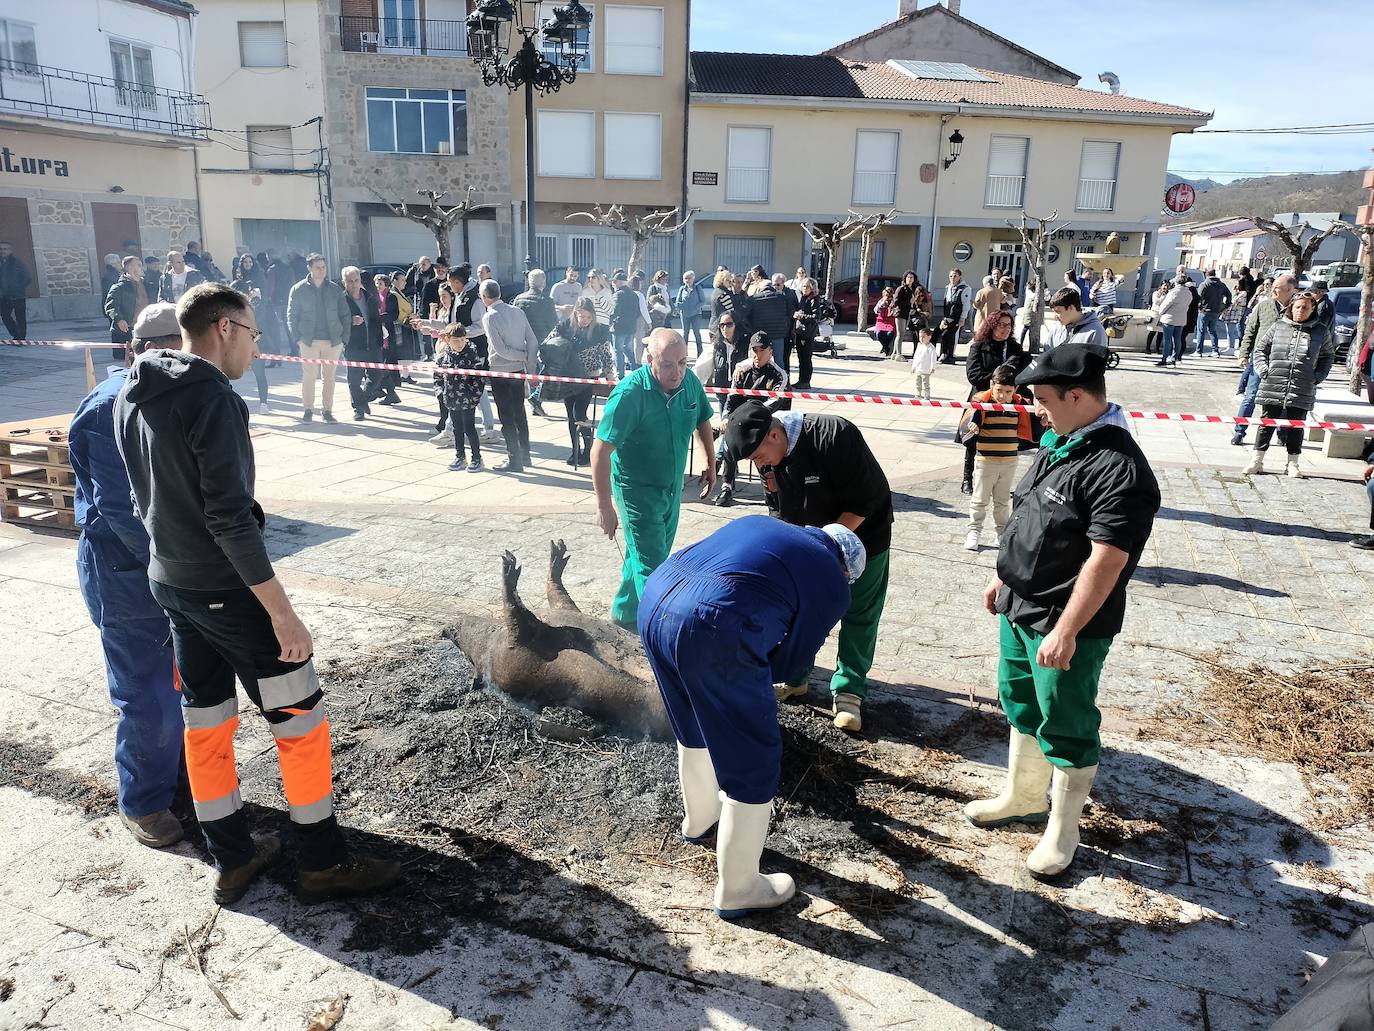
[987,533,1000,550]
[257,402,271,416]
[480,429,502,444]
[1286,456,1303,479]
[963,530,981,552]
[429,429,454,446]
[1243,452,1264,475]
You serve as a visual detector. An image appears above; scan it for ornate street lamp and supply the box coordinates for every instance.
[468,0,592,272]
[943,128,964,171]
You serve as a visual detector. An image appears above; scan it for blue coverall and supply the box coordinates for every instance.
[638,516,851,804]
[70,369,183,818]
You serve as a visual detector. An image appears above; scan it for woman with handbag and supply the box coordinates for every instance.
[543,296,614,466]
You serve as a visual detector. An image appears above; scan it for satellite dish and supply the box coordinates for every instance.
[1098,71,1121,95]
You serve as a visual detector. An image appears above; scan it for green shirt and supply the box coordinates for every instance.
[596,364,711,490]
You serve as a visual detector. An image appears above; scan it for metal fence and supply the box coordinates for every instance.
[984,174,1025,208]
[0,59,209,138]
[1076,178,1117,212]
[338,16,469,57]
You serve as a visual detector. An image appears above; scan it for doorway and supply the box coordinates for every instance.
[0,197,38,297]
[987,243,1025,293]
[92,202,142,263]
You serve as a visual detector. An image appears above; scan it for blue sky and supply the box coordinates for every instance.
[689,0,1374,183]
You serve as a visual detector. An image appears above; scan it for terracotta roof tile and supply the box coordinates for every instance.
[689,52,1209,122]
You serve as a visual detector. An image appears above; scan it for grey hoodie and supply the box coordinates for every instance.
[114,350,274,592]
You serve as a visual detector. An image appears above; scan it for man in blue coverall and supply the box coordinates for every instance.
[69,303,186,848]
[638,515,865,920]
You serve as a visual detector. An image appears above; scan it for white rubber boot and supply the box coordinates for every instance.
[1286,455,1303,479]
[1026,765,1098,878]
[713,794,795,920]
[963,730,1053,828]
[678,744,722,843]
[1243,451,1264,475]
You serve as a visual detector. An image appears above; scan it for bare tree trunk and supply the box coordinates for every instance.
[822,242,840,302]
[1359,244,1374,357]
[431,226,452,266]
[857,232,874,333]
[629,234,648,279]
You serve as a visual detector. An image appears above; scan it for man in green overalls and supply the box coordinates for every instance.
[591,328,716,628]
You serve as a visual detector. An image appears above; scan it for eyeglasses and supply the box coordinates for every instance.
[226,318,262,343]
[719,320,735,327]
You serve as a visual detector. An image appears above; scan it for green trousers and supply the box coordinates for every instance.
[829,548,890,700]
[610,477,681,627]
[997,615,1112,769]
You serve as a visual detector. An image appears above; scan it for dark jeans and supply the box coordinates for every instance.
[681,313,705,355]
[491,377,531,465]
[435,400,449,432]
[1233,361,1261,441]
[149,580,345,873]
[564,389,593,452]
[452,406,480,462]
[346,350,379,412]
[1253,403,1307,456]
[250,358,268,404]
[0,295,26,339]
[791,336,813,385]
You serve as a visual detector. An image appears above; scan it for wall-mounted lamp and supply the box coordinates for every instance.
[108,185,125,193]
[943,129,964,171]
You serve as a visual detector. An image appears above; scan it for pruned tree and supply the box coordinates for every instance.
[374,186,487,265]
[566,204,697,278]
[1333,219,1373,378]
[1008,210,1062,354]
[852,208,899,333]
[801,215,868,304]
[1250,215,1353,281]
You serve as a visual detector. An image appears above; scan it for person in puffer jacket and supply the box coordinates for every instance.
[1244,292,1333,479]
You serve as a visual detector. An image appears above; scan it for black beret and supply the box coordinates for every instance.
[1015,342,1109,388]
[723,400,775,461]
[749,331,772,349]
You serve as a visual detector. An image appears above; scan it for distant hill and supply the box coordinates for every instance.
[1166,172,1221,193]
[1165,170,1366,223]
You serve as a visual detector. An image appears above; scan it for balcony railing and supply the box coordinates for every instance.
[1077,177,1117,212]
[725,167,769,203]
[0,59,209,139]
[984,174,1025,208]
[852,171,896,207]
[339,16,469,57]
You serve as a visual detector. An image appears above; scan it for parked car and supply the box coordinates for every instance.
[360,262,408,287]
[1328,286,1363,364]
[1316,262,1361,289]
[831,274,903,323]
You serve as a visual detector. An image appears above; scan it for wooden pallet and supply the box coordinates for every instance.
[0,415,76,532]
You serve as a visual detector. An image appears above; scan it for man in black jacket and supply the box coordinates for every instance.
[105,255,149,359]
[725,402,893,733]
[513,268,557,418]
[966,344,1158,879]
[115,283,399,906]
[0,240,31,339]
[610,268,643,378]
[714,332,787,507]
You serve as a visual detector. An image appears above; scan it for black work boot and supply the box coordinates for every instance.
[296,852,402,905]
[530,397,547,417]
[213,835,282,906]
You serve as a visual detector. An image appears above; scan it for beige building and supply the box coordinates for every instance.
[686,53,1209,307]
[192,0,330,267]
[0,0,205,321]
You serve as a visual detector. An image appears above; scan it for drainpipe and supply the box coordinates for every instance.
[186,13,207,253]
[924,111,952,289]
[678,19,691,277]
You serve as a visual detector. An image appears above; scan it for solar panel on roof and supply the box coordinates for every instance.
[889,60,992,82]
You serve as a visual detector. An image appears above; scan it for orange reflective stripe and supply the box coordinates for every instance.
[184,715,240,803]
[173,663,183,693]
[274,719,333,808]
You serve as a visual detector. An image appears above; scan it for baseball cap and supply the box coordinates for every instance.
[132,302,181,342]
[749,331,772,351]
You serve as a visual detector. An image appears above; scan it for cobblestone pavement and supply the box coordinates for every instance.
[1,334,1372,1030]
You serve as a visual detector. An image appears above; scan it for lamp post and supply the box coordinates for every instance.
[468,0,592,274]
[925,123,965,287]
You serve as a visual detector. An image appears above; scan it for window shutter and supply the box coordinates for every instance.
[855,130,898,174]
[1079,141,1119,181]
[247,126,294,170]
[987,136,1027,177]
[239,21,288,68]
[603,6,662,75]
[604,112,661,179]
[538,111,596,177]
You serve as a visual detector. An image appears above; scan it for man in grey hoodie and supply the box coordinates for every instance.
[115,283,398,907]
[1046,288,1107,351]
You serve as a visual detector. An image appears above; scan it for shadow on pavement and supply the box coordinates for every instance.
[1135,564,1290,598]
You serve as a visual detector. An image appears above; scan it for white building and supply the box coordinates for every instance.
[0,0,207,319]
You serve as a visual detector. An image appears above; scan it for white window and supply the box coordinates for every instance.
[538,110,596,177]
[714,237,775,277]
[0,19,37,71]
[109,40,155,109]
[538,2,593,72]
[603,6,663,75]
[379,0,419,49]
[841,240,886,280]
[852,130,898,206]
[1077,140,1120,212]
[365,87,468,155]
[604,112,660,180]
[238,21,287,68]
[726,126,770,203]
[247,125,294,170]
[985,135,1028,208]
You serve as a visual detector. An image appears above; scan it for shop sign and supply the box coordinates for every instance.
[691,171,718,186]
[0,145,70,177]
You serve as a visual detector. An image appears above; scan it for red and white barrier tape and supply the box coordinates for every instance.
[5,339,1374,432]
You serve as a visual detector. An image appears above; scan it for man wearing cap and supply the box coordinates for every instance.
[1310,279,1335,333]
[70,303,186,851]
[965,343,1159,878]
[714,331,788,508]
[724,402,893,732]
[639,514,863,919]
[592,328,716,628]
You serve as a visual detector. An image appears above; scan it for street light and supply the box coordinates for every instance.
[943,128,964,170]
[468,0,592,273]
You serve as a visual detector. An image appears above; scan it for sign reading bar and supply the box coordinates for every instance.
[691,171,718,186]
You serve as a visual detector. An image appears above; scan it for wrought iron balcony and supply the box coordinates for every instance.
[0,59,209,139]
[339,16,470,57]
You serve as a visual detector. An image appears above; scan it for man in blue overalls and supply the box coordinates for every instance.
[638,515,864,920]
[70,302,186,848]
